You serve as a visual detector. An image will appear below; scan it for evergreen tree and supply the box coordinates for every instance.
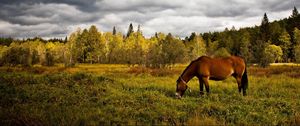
[257,13,271,67]
[137,25,141,34]
[288,7,300,61]
[126,23,134,38]
[113,26,117,35]
[0,37,13,46]
[261,13,270,43]
[292,6,299,18]
[218,31,233,54]
[64,36,68,43]
[231,26,236,31]
[269,21,284,45]
[188,32,196,41]
[230,28,240,55]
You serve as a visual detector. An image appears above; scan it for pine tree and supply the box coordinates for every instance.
[270,21,283,45]
[126,23,134,38]
[137,24,141,33]
[64,36,68,43]
[261,13,270,43]
[113,26,116,35]
[231,26,236,31]
[292,6,299,18]
[257,13,271,67]
[188,32,196,41]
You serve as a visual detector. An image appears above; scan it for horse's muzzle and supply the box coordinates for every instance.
[175,92,182,99]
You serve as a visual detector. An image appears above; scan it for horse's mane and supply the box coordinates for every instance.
[179,56,209,78]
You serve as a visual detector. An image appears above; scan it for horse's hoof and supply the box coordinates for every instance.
[199,91,204,96]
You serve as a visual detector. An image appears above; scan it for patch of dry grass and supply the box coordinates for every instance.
[1,64,300,125]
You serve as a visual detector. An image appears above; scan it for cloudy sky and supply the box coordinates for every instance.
[0,0,299,38]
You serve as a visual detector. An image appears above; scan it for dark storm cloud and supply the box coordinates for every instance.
[0,0,101,38]
[0,0,299,38]
[0,2,99,25]
[260,0,299,12]
[0,0,99,12]
[96,0,181,12]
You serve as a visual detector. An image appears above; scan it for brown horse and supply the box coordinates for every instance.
[175,56,248,98]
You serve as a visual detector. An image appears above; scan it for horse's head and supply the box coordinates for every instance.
[175,76,188,99]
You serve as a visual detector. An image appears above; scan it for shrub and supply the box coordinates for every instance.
[264,44,283,63]
[2,46,32,67]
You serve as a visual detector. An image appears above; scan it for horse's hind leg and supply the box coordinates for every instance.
[235,76,242,93]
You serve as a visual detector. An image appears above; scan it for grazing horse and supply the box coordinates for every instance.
[175,56,248,98]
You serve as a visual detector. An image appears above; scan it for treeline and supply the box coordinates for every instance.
[202,7,300,66]
[0,7,300,68]
[0,25,206,68]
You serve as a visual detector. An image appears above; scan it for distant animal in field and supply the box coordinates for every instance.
[175,56,248,98]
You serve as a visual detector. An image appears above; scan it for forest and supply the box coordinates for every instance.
[0,7,300,68]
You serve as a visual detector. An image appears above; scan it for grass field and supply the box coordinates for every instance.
[1,64,300,125]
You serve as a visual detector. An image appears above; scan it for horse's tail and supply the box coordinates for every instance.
[242,67,248,90]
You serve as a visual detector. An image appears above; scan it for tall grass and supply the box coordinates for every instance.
[0,65,300,125]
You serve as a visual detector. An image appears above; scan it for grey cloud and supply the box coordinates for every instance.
[0,0,99,12]
[0,0,299,38]
[96,0,182,12]
[0,22,69,38]
[260,0,299,12]
[0,3,99,26]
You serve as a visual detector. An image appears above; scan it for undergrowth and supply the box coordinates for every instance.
[0,65,300,125]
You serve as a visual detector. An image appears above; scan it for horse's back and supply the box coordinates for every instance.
[228,56,246,65]
[195,56,246,79]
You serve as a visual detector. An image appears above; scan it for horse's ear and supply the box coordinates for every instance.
[176,78,180,83]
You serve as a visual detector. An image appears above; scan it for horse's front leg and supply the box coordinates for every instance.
[199,79,204,95]
[202,76,210,94]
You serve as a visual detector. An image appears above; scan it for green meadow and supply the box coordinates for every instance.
[1,64,300,125]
